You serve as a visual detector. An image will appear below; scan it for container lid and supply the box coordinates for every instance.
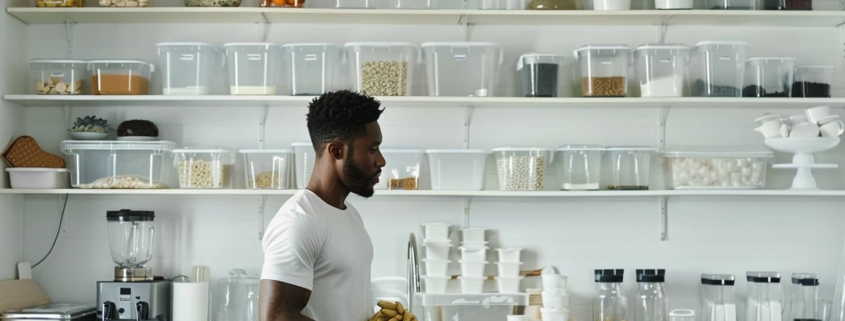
[344,42,416,48]
[61,141,175,152]
[701,274,735,286]
[792,273,819,286]
[426,149,488,154]
[517,53,565,71]
[30,59,88,64]
[492,147,552,152]
[605,146,657,152]
[421,42,499,48]
[635,43,690,51]
[555,144,604,151]
[382,148,425,154]
[636,269,665,283]
[173,148,234,154]
[223,42,277,47]
[156,42,215,48]
[106,209,154,222]
[88,60,155,72]
[694,41,750,48]
[745,57,797,63]
[573,44,632,59]
[747,272,781,283]
[6,168,68,173]
[595,269,624,283]
[662,147,774,158]
[239,149,293,154]
[281,43,338,48]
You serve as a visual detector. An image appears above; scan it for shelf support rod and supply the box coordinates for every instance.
[658,196,667,241]
[258,105,270,149]
[260,13,271,42]
[658,106,669,151]
[258,195,269,241]
[463,104,475,149]
[462,197,472,228]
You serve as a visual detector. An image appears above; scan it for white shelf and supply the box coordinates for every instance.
[5,95,845,108]
[5,188,845,197]
[7,7,845,27]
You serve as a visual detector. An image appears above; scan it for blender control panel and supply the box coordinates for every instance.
[118,288,134,318]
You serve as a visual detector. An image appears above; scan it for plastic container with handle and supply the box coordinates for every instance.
[281,44,342,96]
[690,41,749,97]
[29,60,88,95]
[156,43,223,95]
[635,44,690,97]
[88,60,155,95]
[223,43,282,95]
[344,42,418,97]
[574,45,632,97]
[421,42,503,97]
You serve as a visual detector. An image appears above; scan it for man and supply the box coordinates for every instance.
[259,90,386,321]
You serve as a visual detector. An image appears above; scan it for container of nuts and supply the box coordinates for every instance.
[29,60,88,95]
[573,44,632,97]
[493,147,552,191]
[173,148,236,189]
[240,149,293,190]
[378,149,425,190]
[344,42,418,97]
[61,140,175,189]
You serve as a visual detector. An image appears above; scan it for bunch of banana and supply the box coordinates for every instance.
[370,301,417,321]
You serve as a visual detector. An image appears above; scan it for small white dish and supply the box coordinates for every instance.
[118,136,159,141]
[754,113,783,125]
[68,132,109,140]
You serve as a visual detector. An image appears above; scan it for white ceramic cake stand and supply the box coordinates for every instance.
[764,137,840,189]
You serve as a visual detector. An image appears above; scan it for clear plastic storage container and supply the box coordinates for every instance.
[61,141,175,189]
[173,148,236,189]
[99,0,150,7]
[743,58,796,97]
[708,0,757,9]
[792,66,834,98]
[421,42,503,97]
[282,44,341,96]
[241,149,293,190]
[29,60,88,95]
[556,145,603,191]
[662,148,773,189]
[481,0,528,9]
[764,0,810,10]
[292,142,315,189]
[746,271,784,321]
[418,293,528,321]
[493,148,552,191]
[223,43,282,95]
[393,0,436,8]
[656,0,693,9]
[259,0,304,7]
[634,269,668,321]
[34,0,83,7]
[591,0,630,10]
[377,149,424,190]
[635,44,689,98]
[606,147,655,190]
[528,0,579,9]
[518,53,565,97]
[690,42,749,97]
[426,150,488,191]
[333,0,375,8]
[344,42,418,96]
[186,0,241,6]
[574,45,632,97]
[156,43,223,95]
[88,60,154,95]
[595,269,628,321]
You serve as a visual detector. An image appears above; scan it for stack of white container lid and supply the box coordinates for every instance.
[421,223,452,294]
[458,228,489,293]
[538,267,569,321]
[496,248,524,294]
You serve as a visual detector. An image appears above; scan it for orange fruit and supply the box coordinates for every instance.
[272,0,285,6]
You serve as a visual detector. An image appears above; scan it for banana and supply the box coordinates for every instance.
[378,301,397,310]
[382,309,398,317]
[396,302,405,315]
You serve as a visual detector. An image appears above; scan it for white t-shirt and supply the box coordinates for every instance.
[261,190,374,321]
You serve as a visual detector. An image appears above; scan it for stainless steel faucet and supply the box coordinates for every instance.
[406,233,421,313]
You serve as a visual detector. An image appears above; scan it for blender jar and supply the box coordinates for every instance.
[107,209,155,269]
[555,145,603,191]
[518,53,566,97]
[746,272,784,321]
[635,44,690,97]
[792,66,834,98]
[787,273,821,321]
[701,274,738,321]
[635,269,668,321]
[607,147,655,190]
[573,45,632,97]
[595,269,628,321]
[690,42,749,97]
[743,58,796,97]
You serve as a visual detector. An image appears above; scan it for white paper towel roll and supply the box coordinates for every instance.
[173,282,210,321]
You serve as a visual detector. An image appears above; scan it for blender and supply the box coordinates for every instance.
[96,209,170,321]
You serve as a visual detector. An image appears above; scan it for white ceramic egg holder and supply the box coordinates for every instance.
[764,137,840,189]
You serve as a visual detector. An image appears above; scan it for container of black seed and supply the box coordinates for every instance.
[689,41,748,97]
[742,57,796,97]
[517,53,565,98]
[792,65,834,98]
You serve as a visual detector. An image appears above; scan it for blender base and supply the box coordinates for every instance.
[115,266,152,282]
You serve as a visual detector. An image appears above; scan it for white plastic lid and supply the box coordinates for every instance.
[573,44,632,59]
[426,149,488,154]
[239,149,293,154]
[517,53,565,71]
[382,149,425,154]
[30,59,88,64]
[663,147,774,158]
[745,57,797,63]
[173,148,234,154]
[555,144,604,151]
[694,41,750,48]
[88,60,155,72]
[344,42,416,48]
[421,42,499,48]
[61,140,175,151]
[291,142,313,147]
[636,43,690,51]
[223,42,277,47]
[156,42,215,48]
[6,168,68,172]
[492,147,552,152]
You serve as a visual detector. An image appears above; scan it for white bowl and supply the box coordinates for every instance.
[497,248,523,262]
[542,274,568,289]
[423,240,452,261]
[423,259,451,277]
[459,276,486,293]
[459,260,488,277]
[497,262,523,277]
[6,168,69,189]
[496,276,524,293]
[541,308,569,321]
[458,245,488,262]
[541,292,570,309]
[422,276,450,294]
[422,222,452,240]
[461,228,486,244]
[68,131,109,140]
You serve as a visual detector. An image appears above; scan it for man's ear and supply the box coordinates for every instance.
[327,141,344,160]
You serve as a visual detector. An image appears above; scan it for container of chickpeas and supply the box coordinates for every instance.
[344,42,418,97]
[492,147,552,191]
[240,149,293,190]
[173,148,236,189]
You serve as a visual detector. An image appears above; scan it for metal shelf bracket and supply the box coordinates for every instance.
[462,197,473,228]
[258,105,270,149]
[463,104,475,149]
[658,196,668,241]
[257,195,269,241]
[65,18,75,58]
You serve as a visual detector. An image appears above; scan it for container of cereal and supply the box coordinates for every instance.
[61,141,175,189]
[426,149,489,191]
[223,43,282,95]
[173,148,236,189]
[743,58,796,97]
[281,43,342,96]
[662,148,773,189]
[635,44,690,98]
[377,149,424,190]
[240,149,293,190]
[34,0,84,7]
[29,60,88,95]
[606,147,655,190]
[88,60,154,95]
[573,45,632,97]
[493,147,552,191]
[99,0,150,6]
[690,41,749,97]
[344,42,418,96]
[518,53,566,97]
[421,42,503,97]
[292,142,315,189]
[555,145,603,191]
[156,43,223,95]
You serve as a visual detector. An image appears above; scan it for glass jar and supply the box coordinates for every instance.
[746,272,784,321]
[787,273,821,321]
[595,269,628,321]
[701,274,738,321]
[635,269,668,321]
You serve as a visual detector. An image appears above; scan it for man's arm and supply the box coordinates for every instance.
[259,279,314,321]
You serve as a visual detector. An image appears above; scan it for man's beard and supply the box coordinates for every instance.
[343,146,378,198]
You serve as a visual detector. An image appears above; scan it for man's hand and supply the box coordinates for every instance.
[259,280,315,321]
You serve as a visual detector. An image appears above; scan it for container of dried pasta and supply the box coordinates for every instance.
[377,149,424,190]
[173,148,236,189]
[240,149,293,190]
[61,140,175,189]
[29,60,88,95]
[88,60,155,95]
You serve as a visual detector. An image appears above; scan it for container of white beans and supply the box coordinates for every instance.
[493,147,552,191]
[240,149,293,190]
[662,148,773,189]
[173,148,236,189]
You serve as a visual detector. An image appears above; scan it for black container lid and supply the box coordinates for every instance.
[636,269,666,283]
[106,209,155,222]
[701,274,735,286]
[595,269,624,283]
[792,273,819,286]
[747,272,781,283]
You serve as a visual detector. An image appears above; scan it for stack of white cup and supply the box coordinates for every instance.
[458,228,489,293]
[495,248,524,293]
[541,268,570,321]
[421,223,453,294]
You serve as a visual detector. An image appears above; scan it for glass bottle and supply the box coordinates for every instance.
[635,269,668,321]
[746,272,784,321]
[595,269,628,321]
[701,274,737,321]
[787,273,821,321]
